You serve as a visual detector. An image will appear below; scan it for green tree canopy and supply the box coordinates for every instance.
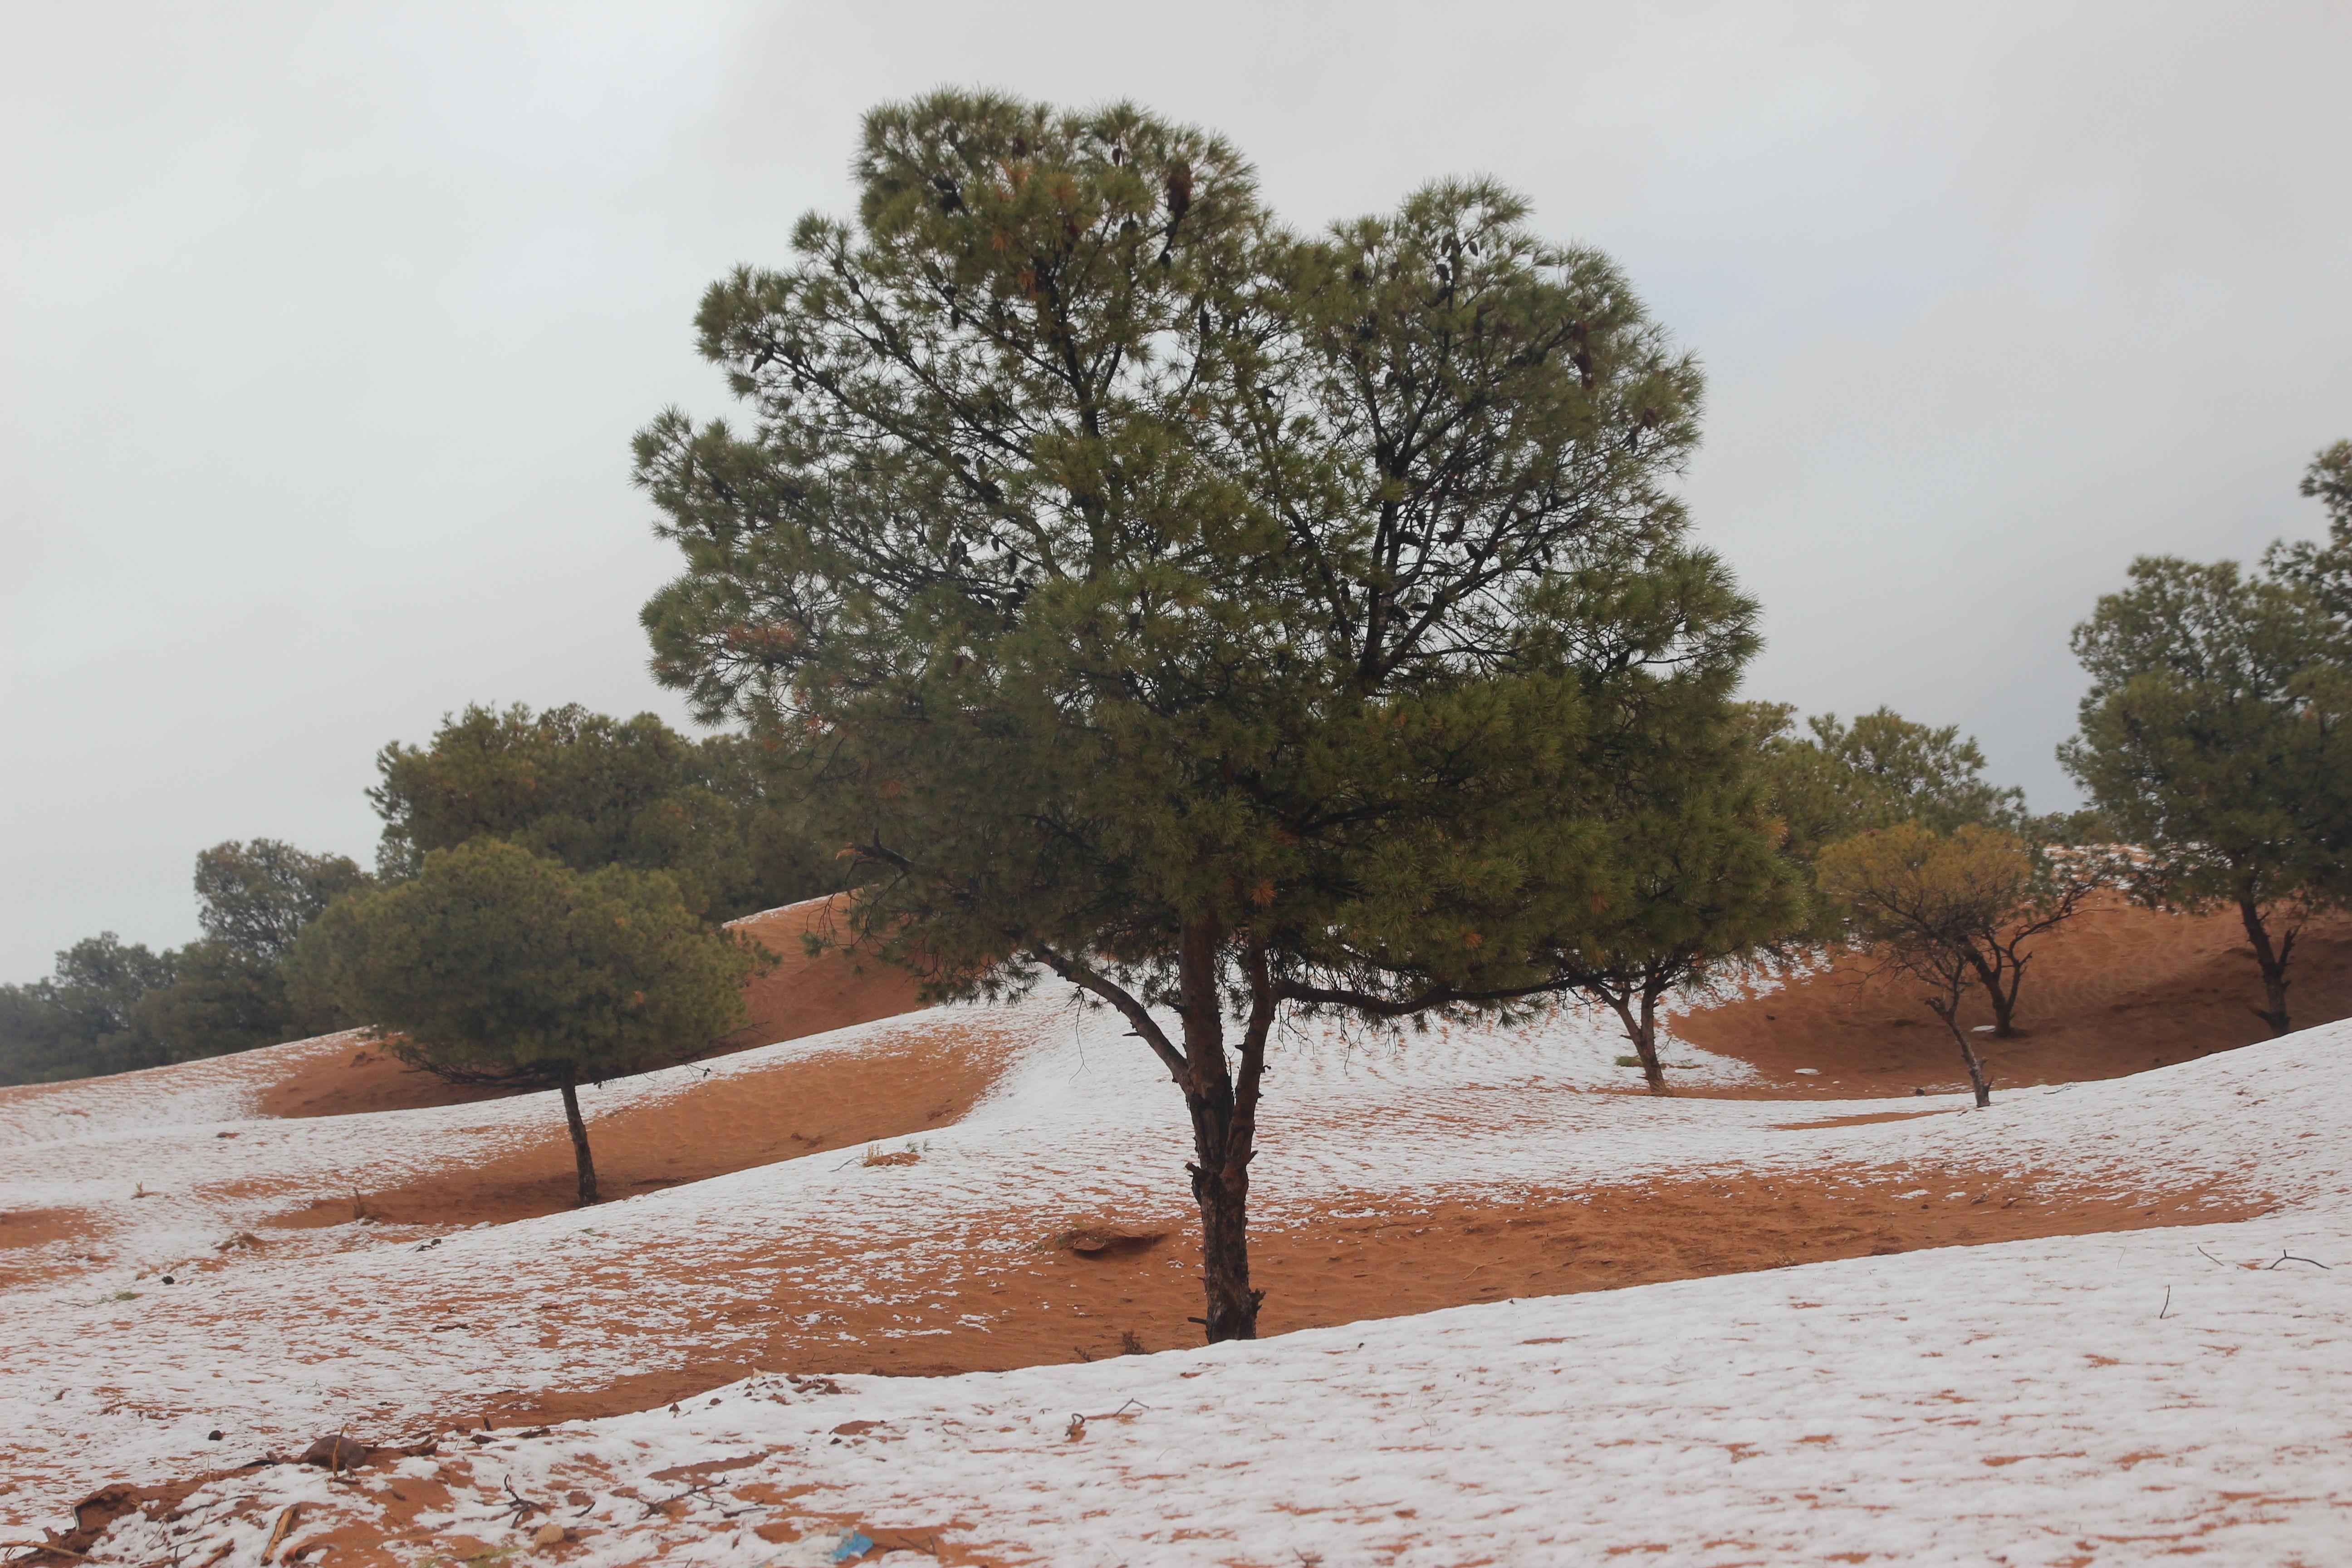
[2059,554,2350,1033]
[194,839,370,963]
[1550,724,1801,1093]
[2264,438,2352,639]
[0,933,180,1084]
[633,90,1757,1338]
[1,840,368,1086]
[1748,704,2026,870]
[369,702,837,920]
[292,838,755,1204]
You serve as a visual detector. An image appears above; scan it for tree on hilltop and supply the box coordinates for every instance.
[291,838,756,1205]
[193,839,371,963]
[370,702,838,919]
[0,934,181,1084]
[632,91,1761,1338]
[2060,548,2350,1035]
[1,840,368,1085]
[1748,704,2026,872]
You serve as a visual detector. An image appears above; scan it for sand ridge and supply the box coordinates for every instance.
[1666,897,2352,1097]
[6,902,2349,1552]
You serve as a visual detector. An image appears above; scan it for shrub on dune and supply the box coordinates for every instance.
[290,838,758,1205]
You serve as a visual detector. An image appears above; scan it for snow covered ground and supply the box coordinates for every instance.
[5,995,2347,1563]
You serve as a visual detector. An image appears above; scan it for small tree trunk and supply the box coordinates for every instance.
[2238,898,2293,1036]
[559,1073,598,1206]
[1930,998,1992,1108]
[1963,945,2021,1038]
[1601,988,1668,1094]
[1634,987,1666,1095]
[1985,969,2019,1038]
[1177,919,1265,1343]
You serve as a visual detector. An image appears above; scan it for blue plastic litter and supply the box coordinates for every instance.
[830,1529,874,1563]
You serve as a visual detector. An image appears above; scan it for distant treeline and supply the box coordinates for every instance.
[0,703,845,1086]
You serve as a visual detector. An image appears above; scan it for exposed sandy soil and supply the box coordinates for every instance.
[263,1014,1020,1230]
[1670,897,2352,1098]
[441,1159,2263,1432]
[720,898,925,1052]
[255,896,923,1118]
[5,898,2330,1563]
[0,1205,95,1253]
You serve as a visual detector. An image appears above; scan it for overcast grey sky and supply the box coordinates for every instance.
[4,1,2347,979]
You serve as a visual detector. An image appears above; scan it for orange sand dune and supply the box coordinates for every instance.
[426,1161,2264,1431]
[268,1013,1024,1230]
[1671,897,2352,1098]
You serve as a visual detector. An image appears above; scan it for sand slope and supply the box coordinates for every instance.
[1671,898,2352,1097]
[6,901,2349,1560]
[249,895,925,1119]
[6,979,2340,1539]
[19,1017,2351,1565]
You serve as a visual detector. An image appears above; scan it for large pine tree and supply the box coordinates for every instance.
[633,92,1762,1339]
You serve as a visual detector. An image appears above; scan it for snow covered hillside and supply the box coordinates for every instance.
[3,996,2346,1564]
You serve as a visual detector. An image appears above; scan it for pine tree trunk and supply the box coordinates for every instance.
[2238,898,2293,1036]
[1189,1111,1257,1341]
[1931,999,1992,1108]
[560,1074,599,1206]
[1176,919,1264,1343]
[1604,986,1669,1094]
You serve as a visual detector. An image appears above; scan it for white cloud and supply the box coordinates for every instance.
[4,0,2347,973]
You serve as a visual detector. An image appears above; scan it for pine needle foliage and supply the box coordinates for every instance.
[293,839,756,1204]
[370,702,836,919]
[2060,549,2351,1034]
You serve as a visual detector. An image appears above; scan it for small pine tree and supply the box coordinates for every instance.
[1553,725,1801,1093]
[2060,550,2350,1034]
[293,839,755,1204]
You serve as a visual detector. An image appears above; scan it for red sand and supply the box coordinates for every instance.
[448,1162,2265,1430]
[1670,897,2352,1098]
[7,897,2316,1567]
[265,1013,1023,1230]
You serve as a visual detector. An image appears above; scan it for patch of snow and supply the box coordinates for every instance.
[6,995,2349,1563]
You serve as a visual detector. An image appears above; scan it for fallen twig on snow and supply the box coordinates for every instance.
[639,1482,719,1519]
[1083,1397,1151,1420]
[263,1505,299,1564]
[2268,1250,2330,1269]
[499,1478,545,1523]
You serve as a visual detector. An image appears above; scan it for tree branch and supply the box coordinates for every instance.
[1025,942,1186,1079]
